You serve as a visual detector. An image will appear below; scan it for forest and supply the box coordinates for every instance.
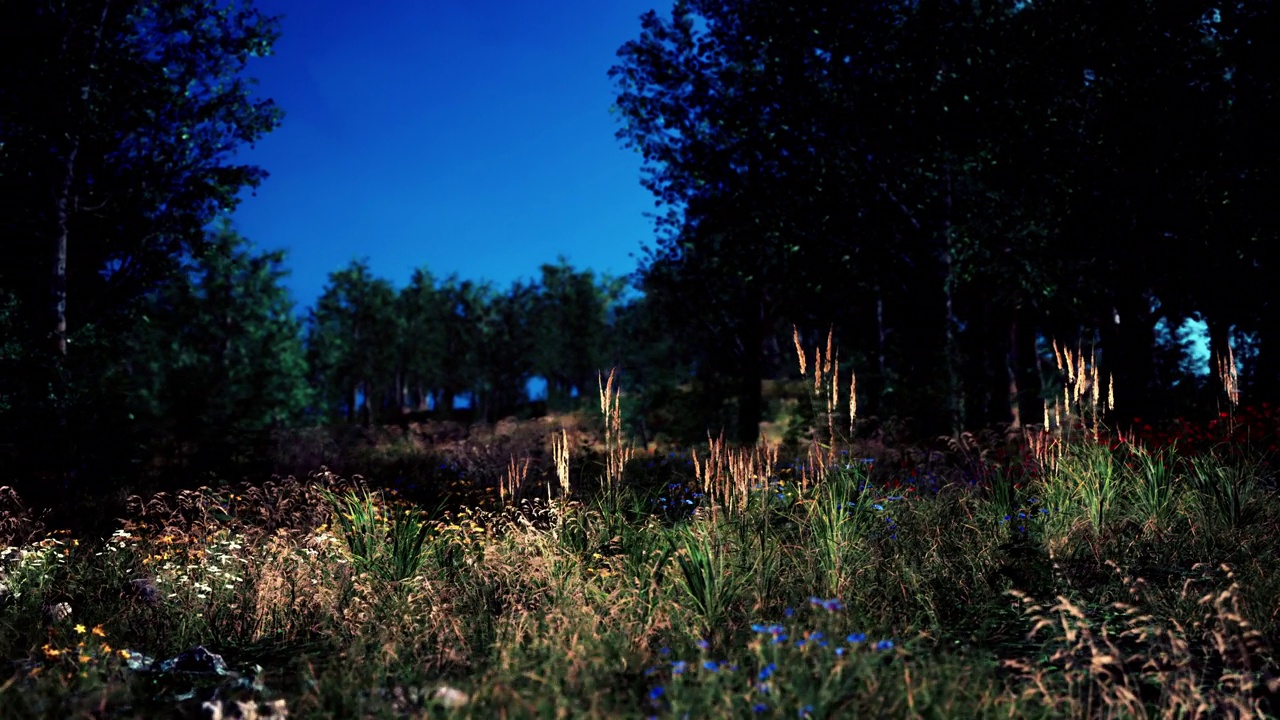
[2,0,1277,496]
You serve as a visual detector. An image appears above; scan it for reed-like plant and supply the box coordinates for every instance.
[806,464,875,598]
[318,485,435,582]
[1074,442,1121,535]
[1123,440,1181,532]
[670,521,747,637]
[1187,449,1261,530]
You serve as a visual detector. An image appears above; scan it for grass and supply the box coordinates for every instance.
[1,369,1279,717]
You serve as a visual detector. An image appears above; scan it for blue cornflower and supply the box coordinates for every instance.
[876,639,895,651]
[754,703,770,713]
[873,503,885,511]
[703,660,720,672]
[835,646,845,656]
[772,633,789,644]
[659,647,671,656]
[847,632,866,643]
[808,597,845,612]
[649,686,665,700]
[696,639,710,650]
[672,661,688,675]
[752,623,785,635]
[799,706,815,718]
[758,663,777,681]
[785,607,795,618]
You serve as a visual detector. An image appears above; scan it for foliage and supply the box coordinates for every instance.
[0,0,282,487]
[124,221,312,474]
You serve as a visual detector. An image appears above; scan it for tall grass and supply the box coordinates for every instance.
[2,332,1279,718]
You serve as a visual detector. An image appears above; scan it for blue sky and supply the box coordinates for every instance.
[229,0,668,313]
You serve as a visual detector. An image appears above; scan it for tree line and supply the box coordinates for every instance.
[4,0,1278,496]
[612,0,1280,441]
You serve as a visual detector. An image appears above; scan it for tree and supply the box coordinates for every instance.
[531,258,625,411]
[306,261,399,425]
[0,0,282,483]
[125,220,311,472]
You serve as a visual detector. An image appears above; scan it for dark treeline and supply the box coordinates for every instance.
[3,0,1278,498]
[612,0,1280,441]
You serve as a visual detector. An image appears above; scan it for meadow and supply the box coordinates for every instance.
[2,357,1279,719]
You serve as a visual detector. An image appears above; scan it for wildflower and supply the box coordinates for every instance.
[74,624,86,634]
[876,639,895,651]
[846,633,866,644]
[800,706,815,718]
[752,623,785,635]
[696,639,710,650]
[649,686,665,700]
[808,597,844,612]
[754,703,770,713]
[702,660,719,672]
[758,663,777,681]
[671,661,688,675]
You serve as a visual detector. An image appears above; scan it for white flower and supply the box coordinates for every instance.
[431,686,469,708]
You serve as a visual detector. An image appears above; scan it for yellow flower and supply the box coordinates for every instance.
[79,654,91,664]
[74,624,86,634]
[91,625,105,637]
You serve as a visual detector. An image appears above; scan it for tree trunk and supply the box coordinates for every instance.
[1206,317,1233,406]
[941,167,963,435]
[52,141,76,357]
[735,297,765,445]
[1251,304,1280,402]
[874,277,889,404]
[1103,292,1158,423]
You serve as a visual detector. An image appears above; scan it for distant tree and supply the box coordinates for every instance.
[430,276,488,419]
[125,221,311,472]
[473,281,538,422]
[531,258,625,411]
[397,267,449,413]
[306,261,398,425]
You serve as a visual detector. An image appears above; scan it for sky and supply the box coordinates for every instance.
[229,0,670,313]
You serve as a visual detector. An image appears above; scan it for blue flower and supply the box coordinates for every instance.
[752,623,785,635]
[847,633,866,644]
[758,663,777,681]
[876,639,895,651]
[696,639,710,650]
[799,706,815,718]
[649,686,664,700]
[659,647,671,656]
[671,661,687,675]
[784,607,795,618]
[754,703,770,713]
[835,647,845,656]
[808,597,844,612]
[702,660,720,672]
